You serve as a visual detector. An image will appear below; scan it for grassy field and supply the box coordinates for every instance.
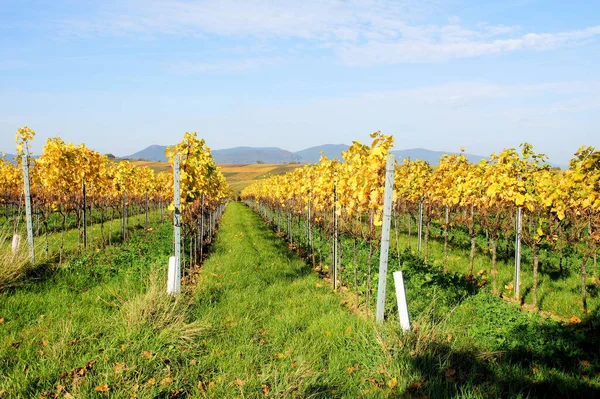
[255,206,599,321]
[2,202,599,397]
[131,160,303,195]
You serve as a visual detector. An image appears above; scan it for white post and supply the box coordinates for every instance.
[167,256,180,294]
[170,154,182,295]
[21,152,34,263]
[417,196,423,253]
[11,234,21,255]
[333,183,338,290]
[393,271,411,332]
[376,154,395,323]
[514,207,522,300]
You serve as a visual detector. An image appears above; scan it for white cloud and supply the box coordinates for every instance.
[56,0,600,66]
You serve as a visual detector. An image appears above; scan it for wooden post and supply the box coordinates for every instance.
[376,155,395,323]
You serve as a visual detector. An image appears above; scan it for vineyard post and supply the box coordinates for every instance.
[83,182,87,248]
[200,193,205,261]
[122,192,128,240]
[376,154,395,323]
[21,151,35,263]
[514,207,522,300]
[170,154,182,295]
[443,205,449,271]
[393,271,411,332]
[417,196,423,253]
[145,192,149,229]
[308,199,314,265]
[333,182,338,289]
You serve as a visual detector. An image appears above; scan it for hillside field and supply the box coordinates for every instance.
[131,161,303,194]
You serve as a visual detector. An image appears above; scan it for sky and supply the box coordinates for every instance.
[1,0,599,165]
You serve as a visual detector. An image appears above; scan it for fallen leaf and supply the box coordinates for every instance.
[120,344,126,352]
[113,363,126,372]
[570,316,582,324]
[387,378,398,389]
[94,384,109,392]
[42,340,49,347]
[581,360,591,367]
[160,377,174,386]
[234,377,246,387]
[0,317,4,324]
[261,383,270,396]
[446,369,456,377]
[408,381,422,390]
[347,367,356,374]
[273,353,284,359]
[146,377,156,386]
[64,393,74,399]
[142,350,152,359]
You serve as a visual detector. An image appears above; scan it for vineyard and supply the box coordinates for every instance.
[1,128,229,281]
[241,132,600,318]
[1,128,600,397]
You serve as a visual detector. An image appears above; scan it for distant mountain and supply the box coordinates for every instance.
[212,147,301,164]
[123,145,169,162]
[392,148,486,165]
[1,153,17,164]
[294,144,349,163]
[120,145,489,165]
[118,144,505,166]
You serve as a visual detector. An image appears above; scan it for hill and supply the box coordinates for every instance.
[123,145,169,162]
[1,153,17,163]
[212,147,301,164]
[294,144,349,163]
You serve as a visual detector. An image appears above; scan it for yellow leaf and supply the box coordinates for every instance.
[515,193,525,206]
[94,384,109,392]
[234,377,246,387]
[160,377,173,386]
[387,378,398,389]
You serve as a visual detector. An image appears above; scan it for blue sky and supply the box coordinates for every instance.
[1,0,599,164]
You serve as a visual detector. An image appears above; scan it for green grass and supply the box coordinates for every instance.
[258,207,599,320]
[2,202,599,398]
[3,210,163,267]
[389,217,600,320]
[249,202,600,397]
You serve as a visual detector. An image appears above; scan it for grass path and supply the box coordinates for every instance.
[191,202,402,398]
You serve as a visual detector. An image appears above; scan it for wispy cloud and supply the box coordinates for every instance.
[166,57,283,74]
[56,1,600,66]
